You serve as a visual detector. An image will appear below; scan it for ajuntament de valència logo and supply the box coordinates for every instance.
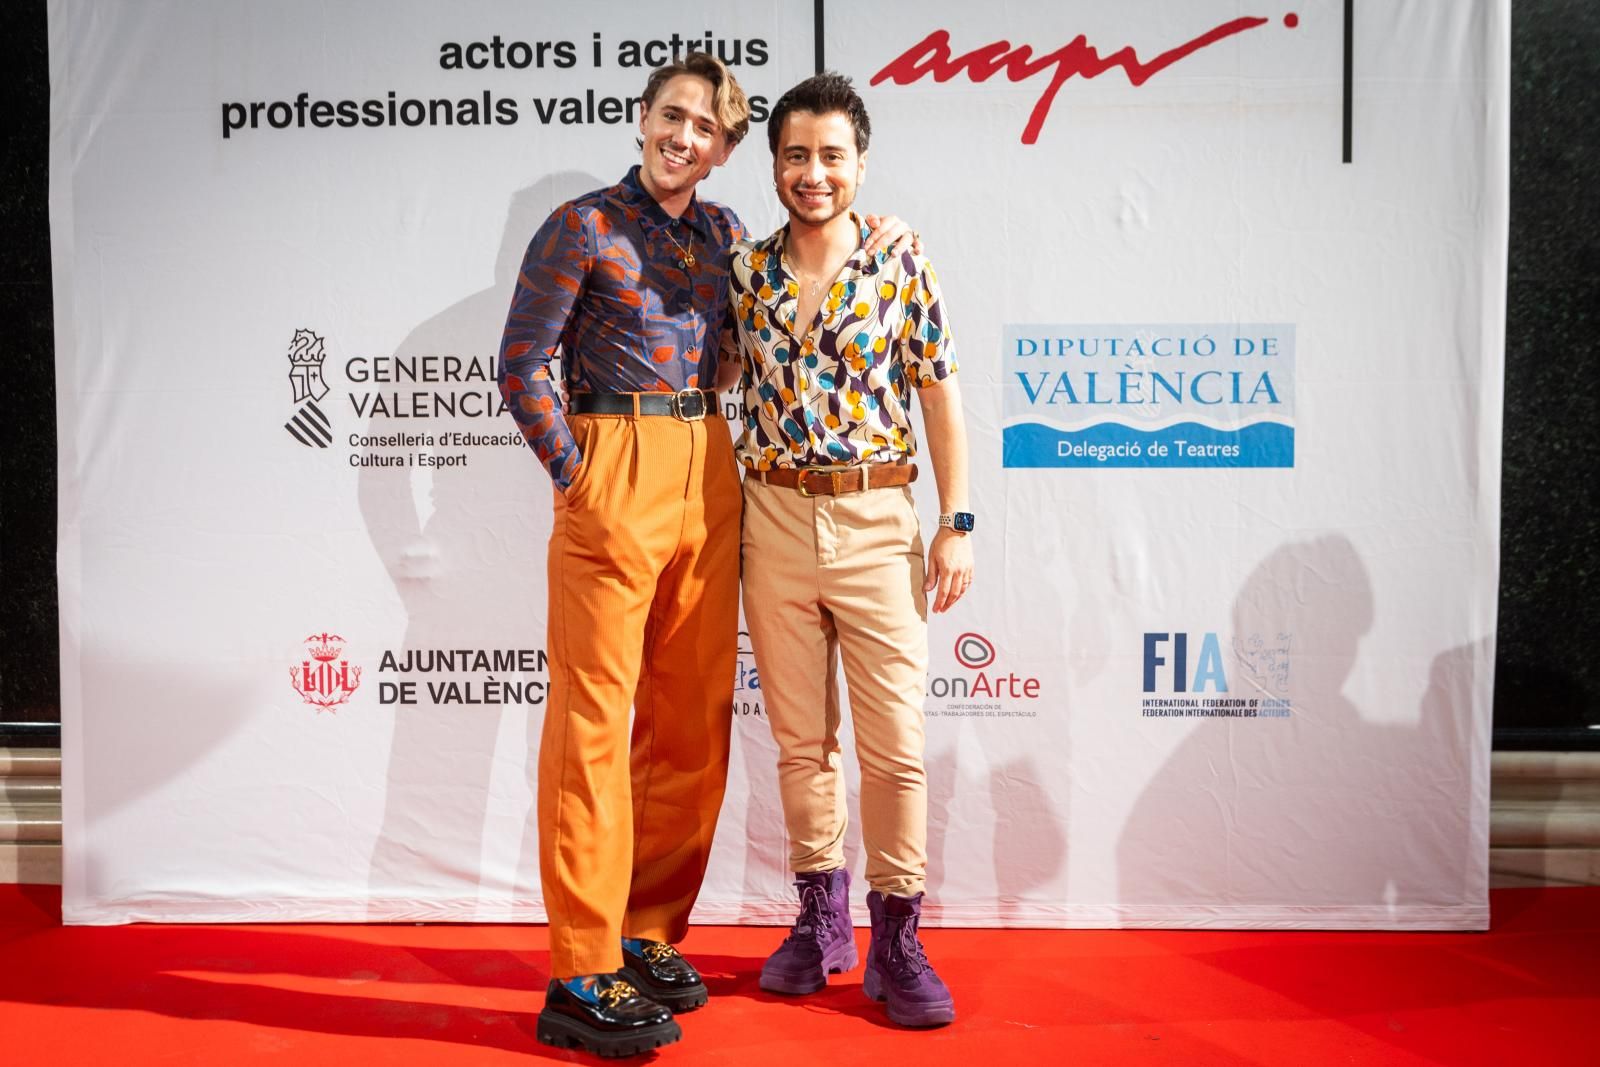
[1002,323,1296,469]
[284,328,333,448]
[289,631,362,713]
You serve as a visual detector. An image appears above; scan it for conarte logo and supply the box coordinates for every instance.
[953,632,995,670]
[871,13,1301,144]
[931,633,1039,700]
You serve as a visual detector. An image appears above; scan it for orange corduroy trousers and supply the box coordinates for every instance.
[538,411,740,978]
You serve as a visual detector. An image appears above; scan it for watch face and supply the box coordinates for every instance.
[952,512,975,532]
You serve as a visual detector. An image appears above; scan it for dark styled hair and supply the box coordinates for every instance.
[638,52,751,146]
[766,71,871,156]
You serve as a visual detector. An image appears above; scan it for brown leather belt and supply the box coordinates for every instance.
[753,463,917,497]
[569,389,715,420]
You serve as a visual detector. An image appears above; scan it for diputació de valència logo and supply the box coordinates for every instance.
[284,328,333,447]
[1002,323,1295,468]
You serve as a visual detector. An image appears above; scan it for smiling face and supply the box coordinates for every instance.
[773,110,866,232]
[636,74,732,214]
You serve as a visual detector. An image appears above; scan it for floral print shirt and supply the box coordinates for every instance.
[728,214,957,471]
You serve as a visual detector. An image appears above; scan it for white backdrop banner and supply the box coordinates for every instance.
[51,0,1505,928]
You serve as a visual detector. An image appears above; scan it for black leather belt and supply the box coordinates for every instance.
[568,390,716,421]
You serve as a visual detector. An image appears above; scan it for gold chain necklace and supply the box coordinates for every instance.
[787,245,846,300]
[661,221,696,270]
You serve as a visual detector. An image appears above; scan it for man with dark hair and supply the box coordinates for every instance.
[728,72,973,1029]
[499,56,912,1057]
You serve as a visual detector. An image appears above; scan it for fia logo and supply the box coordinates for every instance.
[284,328,333,447]
[1142,632,1229,693]
[290,632,362,712]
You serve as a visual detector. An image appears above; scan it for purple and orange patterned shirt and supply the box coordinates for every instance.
[498,166,745,490]
[728,214,957,471]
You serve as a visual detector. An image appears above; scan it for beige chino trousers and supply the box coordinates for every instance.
[740,475,930,897]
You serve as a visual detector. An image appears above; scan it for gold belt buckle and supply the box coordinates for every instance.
[795,469,847,497]
[671,389,708,422]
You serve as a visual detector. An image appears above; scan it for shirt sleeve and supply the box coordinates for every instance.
[712,208,749,376]
[718,298,741,373]
[901,254,958,388]
[498,203,592,491]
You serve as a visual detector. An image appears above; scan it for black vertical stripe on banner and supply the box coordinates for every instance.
[1343,0,1354,163]
[814,0,825,74]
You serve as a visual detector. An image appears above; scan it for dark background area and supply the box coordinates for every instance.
[1,3,1595,747]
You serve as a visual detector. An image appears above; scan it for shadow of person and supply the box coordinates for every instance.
[0,915,578,1059]
[924,564,1072,916]
[721,629,792,916]
[361,173,601,911]
[920,740,1066,936]
[1117,534,1475,915]
[990,754,1069,906]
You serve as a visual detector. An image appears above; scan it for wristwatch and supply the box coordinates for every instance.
[938,511,975,533]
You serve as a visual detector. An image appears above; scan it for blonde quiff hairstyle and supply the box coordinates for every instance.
[639,52,751,147]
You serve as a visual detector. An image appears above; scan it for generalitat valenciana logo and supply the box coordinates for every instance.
[284,328,333,447]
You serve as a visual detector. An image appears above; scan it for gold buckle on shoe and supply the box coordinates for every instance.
[597,979,639,1008]
[643,943,680,964]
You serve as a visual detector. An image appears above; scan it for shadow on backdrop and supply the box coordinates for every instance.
[1117,534,1475,913]
[361,173,601,909]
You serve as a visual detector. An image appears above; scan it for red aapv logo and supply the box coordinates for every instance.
[290,632,362,713]
[871,14,1293,144]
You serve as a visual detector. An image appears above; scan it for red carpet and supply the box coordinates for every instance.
[1,885,1594,1065]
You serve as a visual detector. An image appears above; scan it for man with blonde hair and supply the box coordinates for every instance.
[499,55,911,1056]
[499,53,749,1057]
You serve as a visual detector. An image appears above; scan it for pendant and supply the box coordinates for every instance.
[682,252,696,270]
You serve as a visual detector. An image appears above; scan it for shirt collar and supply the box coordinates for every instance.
[770,213,885,280]
[616,165,712,239]
[745,213,887,341]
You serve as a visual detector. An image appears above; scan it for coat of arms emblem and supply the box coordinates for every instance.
[291,632,362,712]
[285,328,333,447]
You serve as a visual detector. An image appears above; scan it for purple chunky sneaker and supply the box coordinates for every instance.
[759,868,858,995]
[863,890,955,1027]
